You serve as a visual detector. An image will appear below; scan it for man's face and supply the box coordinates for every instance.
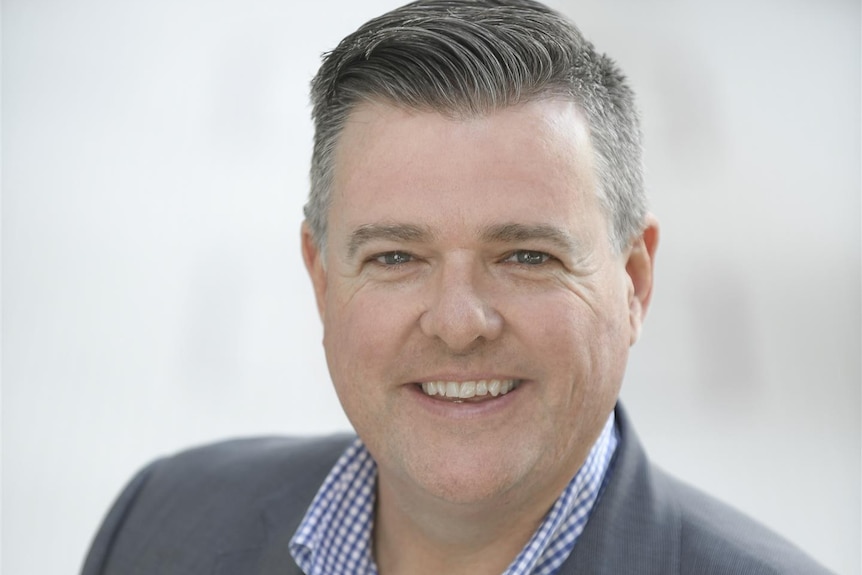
[303,99,656,507]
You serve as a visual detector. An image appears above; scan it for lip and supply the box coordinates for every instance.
[411,374,523,384]
[405,379,527,420]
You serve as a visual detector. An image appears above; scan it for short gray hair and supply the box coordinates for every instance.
[305,0,646,254]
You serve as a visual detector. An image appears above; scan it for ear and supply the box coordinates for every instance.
[625,213,659,345]
[301,221,328,320]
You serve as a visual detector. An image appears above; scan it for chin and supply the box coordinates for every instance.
[385,436,545,507]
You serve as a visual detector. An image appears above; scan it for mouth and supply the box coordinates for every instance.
[417,379,522,403]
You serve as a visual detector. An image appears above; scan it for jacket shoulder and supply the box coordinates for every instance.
[565,405,832,575]
[82,434,354,575]
[657,468,832,574]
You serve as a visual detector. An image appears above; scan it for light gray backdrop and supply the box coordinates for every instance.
[3,0,860,573]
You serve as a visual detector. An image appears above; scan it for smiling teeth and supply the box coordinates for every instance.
[420,379,518,399]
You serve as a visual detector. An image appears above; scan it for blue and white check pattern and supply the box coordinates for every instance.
[290,413,618,575]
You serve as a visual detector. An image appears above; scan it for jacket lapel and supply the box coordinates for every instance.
[212,434,355,575]
[210,483,313,575]
[557,405,680,574]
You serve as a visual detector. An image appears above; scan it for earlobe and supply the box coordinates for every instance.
[301,222,328,320]
[625,214,659,345]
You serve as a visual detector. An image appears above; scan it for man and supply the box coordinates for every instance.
[82,1,830,573]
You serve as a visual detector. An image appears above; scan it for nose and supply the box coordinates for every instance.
[419,258,503,352]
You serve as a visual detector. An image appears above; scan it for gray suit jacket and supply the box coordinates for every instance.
[82,406,831,574]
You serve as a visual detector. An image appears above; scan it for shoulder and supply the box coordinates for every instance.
[132,434,356,515]
[82,434,355,575]
[655,468,832,575]
[568,405,832,574]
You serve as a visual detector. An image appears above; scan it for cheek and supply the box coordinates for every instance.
[322,289,411,379]
[322,300,385,430]
[516,288,629,382]
[511,290,602,346]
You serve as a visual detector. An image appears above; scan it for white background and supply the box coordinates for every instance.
[3,0,860,573]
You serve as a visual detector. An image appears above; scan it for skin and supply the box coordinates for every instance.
[302,98,659,575]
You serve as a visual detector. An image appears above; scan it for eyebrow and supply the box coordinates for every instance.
[346,223,434,258]
[480,223,582,253]
[345,221,581,259]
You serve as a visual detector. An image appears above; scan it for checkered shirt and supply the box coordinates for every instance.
[290,413,618,575]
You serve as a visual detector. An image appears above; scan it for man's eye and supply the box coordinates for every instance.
[507,250,551,265]
[374,251,413,266]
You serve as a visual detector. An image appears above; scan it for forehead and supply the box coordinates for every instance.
[328,99,601,243]
[334,98,592,172]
